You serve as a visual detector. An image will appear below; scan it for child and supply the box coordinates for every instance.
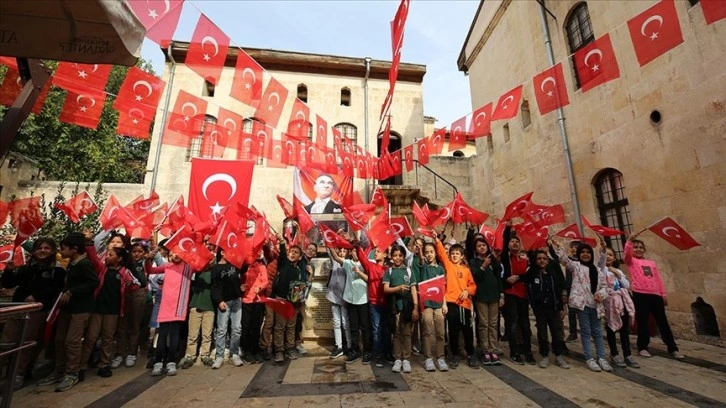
[210,248,244,368]
[326,247,352,359]
[112,242,149,369]
[272,240,307,363]
[524,248,569,369]
[470,238,503,366]
[434,234,477,369]
[0,238,65,389]
[602,246,638,368]
[413,242,447,372]
[557,240,610,372]
[565,240,581,343]
[259,243,279,361]
[37,232,99,392]
[356,238,388,367]
[241,252,268,364]
[501,223,534,365]
[80,246,134,379]
[383,245,419,373]
[624,235,684,360]
[336,246,369,363]
[178,255,215,369]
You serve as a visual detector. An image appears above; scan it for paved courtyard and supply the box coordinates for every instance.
[9,335,726,408]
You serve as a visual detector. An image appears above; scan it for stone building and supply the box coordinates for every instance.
[458,0,725,341]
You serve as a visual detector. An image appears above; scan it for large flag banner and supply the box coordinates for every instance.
[188,158,255,222]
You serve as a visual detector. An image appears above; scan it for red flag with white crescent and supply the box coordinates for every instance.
[369,210,398,252]
[319,224,353,249]
[468,103,492,139]
[701,0,726,25]
[532,63,570,115]
[99,195,133,231]
[286,98,310,140]
[185,14,230,85]
[53,62,112,95]
[627,0,684,67]
[164,90,208,146]
[449,116,468,152]
[428,128,446,155]
[581,215,625,237]
[254,77,289,129]
[417,274,445,312]
[491,85,523,121]
[502,191,534,222]
[8,197,45,247]
[188,158,255,223]
[53,191,98,223]
[113,66,165,116]
[166,226,213,271]
[573,34,620,93]
[59,90,106,130]
[648,217,700,250]
[126,0,184,46]
[389,216,413,238]
[230,49,264,107]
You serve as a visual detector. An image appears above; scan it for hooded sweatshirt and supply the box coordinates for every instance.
[623,241,667,297]
[435,240,476,310]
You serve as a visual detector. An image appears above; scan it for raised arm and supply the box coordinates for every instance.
[434,239,453,271]
[623,239,633,266]
[144,259,166,275]
[328,248,344,265]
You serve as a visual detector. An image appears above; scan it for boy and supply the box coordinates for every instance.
[272,240,308,363]
[414,242,447,372]
[470,238,503,365]
[502,223,534,365]
[383,245,419,373]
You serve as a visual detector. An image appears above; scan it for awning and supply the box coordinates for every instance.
[0,0,145,66]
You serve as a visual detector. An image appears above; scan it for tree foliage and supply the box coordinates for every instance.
[0,59,156,183]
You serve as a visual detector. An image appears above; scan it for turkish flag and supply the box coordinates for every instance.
[53,62,112,95]
[126,0,184,45]
[113,66,165,116]
[230,49,264,107]
[0,68,23,107]
[573,34,620,93]
[286,98,310,140]
[648,217,701,250]
[323,147,338,174]
[627,0,684,67]
[217,107,244,149]
[53,191,97,223]
[253,120,273,159]
[0,200,8,225]
[0,244,14,269]
[294,202,316,234]
[185,14,230,85]
[427,206,452,228]
[99,195,133,231]
[117,111,152,140]
[554,223,595,247]
[449,116,468,152]
[450,193,489,225]
[369,211,397,251]
[315,115,328,147]
[164,90,208,147]
[468,103,492,139]
[371,186,388,208]
[518,224,549,250]
[166,226,213,271]
[126,191,160,216]
[254,77,288,129]
[412,201,430,227]
[188,158,255,222]
[259,296,295,320]
[402,144,414,172]
[8,197,44,246]
[581,215,625,237]
[390,150,402,176]
[212,218,250,268]
[276,195,294,219]
[417,274,445,312]
[159,195,187,236]
[502,191,534,222]
[281,136,299,167]
[201,124,227,158]
[533,63,570,115]
[59,90,106,130]
[701,0,726,24]
[266,139,286,169]
[389,216,413,238]
[356,155,368,179]
[491,85,523,121]
[342,203,376,231]
[417,137,430,165]
[428,128,446,155]
[319,224,353,249]
[479,224,496,247]
[524,203,566,227]
[340,150,354,177]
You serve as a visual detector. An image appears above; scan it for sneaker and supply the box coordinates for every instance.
[261,350,271,361]
[638,349,652,358]
[586,358,602,372]
[362,353,372,365]
[490,353,502,365]
[436,358,449,371]
[385,354,396,363]
[125,354,137,368]
[110,356,123,369]
[510,355,525,365]
[329,346,344,359]
[392,359,402,373]
[611,354,626,368]
[179,356,196,369]
[671,351,685,360]
[555,356,570,369]
[467,355,480,369]
[449,356,460,369]
[201,356,214,367]
[286,349,298,360]
[295,344,308,355]
[402,359,412,373]
[37,371,64,386]
[345,350,360,363]
[424,358,435,372]
[55,374,79,392]
[241,354,256,365]
[231,354,244,367]
[625,355,640,368]
[212,357,224,369]
[524,354,537,365]
[566,334,578,343]
[151,362,164,376]
[97,367,112,378]
[538,357,549,368]
[274,351,284,363]
[374,356,385,368]
[166,362,177,376]
[254,353,264,364]
[481,352,492,366]
[598,358,612,372]
[145,356,155,369]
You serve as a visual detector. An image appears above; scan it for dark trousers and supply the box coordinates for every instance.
[241,303,264,355]
[568,307,578,336]
[155,321,183,364]
[446,303,474,357]
[505,294,532,356]
[295,306,304,343]
[606,312,632,357]
[633,292,678,353]
[533,308,565,357]
[347,303,370,353]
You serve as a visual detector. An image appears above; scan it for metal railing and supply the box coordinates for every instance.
[412,159,458,202]
[0,302,43,408]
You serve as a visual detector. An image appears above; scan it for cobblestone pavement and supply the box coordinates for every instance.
[8,334,726,408]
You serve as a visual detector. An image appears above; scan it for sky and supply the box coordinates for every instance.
[140,0,480,128]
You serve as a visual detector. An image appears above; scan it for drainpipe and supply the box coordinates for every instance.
[363,57,371,203]
[538,1,584,234]
[149,41,177,194]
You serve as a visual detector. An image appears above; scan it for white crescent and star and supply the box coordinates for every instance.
[178,238,195,252]
[501,95,515,110]
[227,232,238,248]
[132,80,153,99]
[76,94,96,109]
[181,102,198,118]
[128,108,145,120]
[0,249,14,263]
[390,223,404,236]
[268,92,280,109]
[640,15,663,41]
[424,287,440,296]
[200,36,220,61]
[241,67,256,88]
[662,226,681,238]
[540,76,556,97]
[474,112,487,126]
[584,49,603,72]
[202,173,237,200]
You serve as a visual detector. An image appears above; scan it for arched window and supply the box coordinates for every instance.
[593,168,633,259]
[566,3,595,89]
[340,87,351,107]
[243,117,265,165]
[297,83,308,103]
[334,122,357,152]
[187,114,217,160]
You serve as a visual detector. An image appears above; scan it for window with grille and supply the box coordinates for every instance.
[243,117,265,165]
[187,115,217,161]
[594,168,633,260]
[566,3,595,89]
[334,123,357,152]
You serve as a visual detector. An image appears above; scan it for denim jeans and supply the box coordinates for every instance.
[369,304,390,357]
[577,306,605,361]
[215,298,242,358]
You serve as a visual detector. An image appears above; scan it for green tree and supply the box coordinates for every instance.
[0,59,156,183]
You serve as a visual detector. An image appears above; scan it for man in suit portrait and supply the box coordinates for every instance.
[304,174,342,214]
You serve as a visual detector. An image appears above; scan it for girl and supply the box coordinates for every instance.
[602,247,638,368]
[624,235,684,360]
[502,223,534,365]
[355,235,389,368]
[272,240,307,363]
[413,242,447,372]
[241,252,268,364]
[326,247,352,360]
[557,240,611,372]
[383,245,419,373]
[80,246,134,379]
[0,238,65,389]
[112,242,149,369]
[210,248,244,368]
[333,246,370,364]
[178,252,215,369]
[470,238,503,366]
